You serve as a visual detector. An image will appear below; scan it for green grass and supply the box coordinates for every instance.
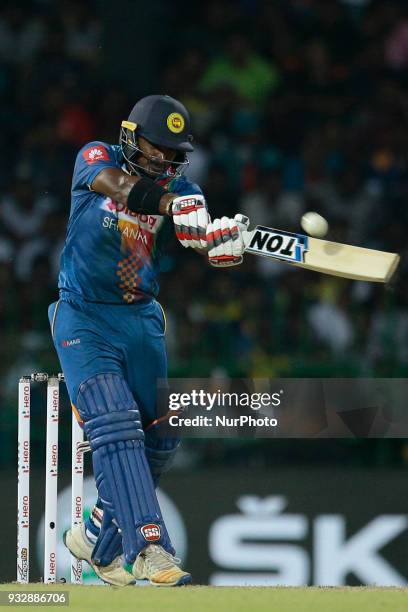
[1,583,408,612]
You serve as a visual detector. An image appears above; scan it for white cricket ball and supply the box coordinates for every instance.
[301,211,329,238]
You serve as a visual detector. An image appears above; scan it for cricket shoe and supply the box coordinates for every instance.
[132,544,192,586]
[63,523,135,586]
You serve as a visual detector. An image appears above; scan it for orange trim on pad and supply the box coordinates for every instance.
[71,402,83,426]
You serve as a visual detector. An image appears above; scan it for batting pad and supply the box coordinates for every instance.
[77,373,174,564]
[145,431,180,487]
[92,508,123,567]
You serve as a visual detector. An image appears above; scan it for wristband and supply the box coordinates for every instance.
[127,178,168,215]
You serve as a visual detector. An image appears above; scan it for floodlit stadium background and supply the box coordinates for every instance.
[2,0,408,585]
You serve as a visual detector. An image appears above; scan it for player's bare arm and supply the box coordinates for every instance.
[91,166,175,216]
[91,136,177,215]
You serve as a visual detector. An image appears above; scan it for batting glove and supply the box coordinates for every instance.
[171,194,210,249]
[207,214,250,267]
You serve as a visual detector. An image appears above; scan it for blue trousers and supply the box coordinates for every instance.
[48,296,167,426]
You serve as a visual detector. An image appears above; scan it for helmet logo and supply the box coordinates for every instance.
[167,112,185,134]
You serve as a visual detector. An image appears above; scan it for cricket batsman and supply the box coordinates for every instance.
[48,94,248,586]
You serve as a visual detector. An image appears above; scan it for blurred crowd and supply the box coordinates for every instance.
[2,0,408,466]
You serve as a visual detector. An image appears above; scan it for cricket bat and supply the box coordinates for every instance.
[243,225,400,283]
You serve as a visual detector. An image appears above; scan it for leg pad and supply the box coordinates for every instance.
[145,433,180,487]
[77,373,174,564]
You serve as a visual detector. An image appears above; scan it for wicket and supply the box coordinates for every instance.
[17,373,85,584]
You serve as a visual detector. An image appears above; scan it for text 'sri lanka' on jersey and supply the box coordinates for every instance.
[58,141,203,304]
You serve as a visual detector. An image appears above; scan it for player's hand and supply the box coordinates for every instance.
[207,214,250,267]
[171,194,210,249]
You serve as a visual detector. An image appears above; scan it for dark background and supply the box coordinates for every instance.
[2,0,408,532]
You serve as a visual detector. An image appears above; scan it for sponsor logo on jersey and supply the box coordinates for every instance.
[167,112,184,133]
[61,338,81,347]
[141,523,161,542]
[100,198,162,232]
[83,146,110,164]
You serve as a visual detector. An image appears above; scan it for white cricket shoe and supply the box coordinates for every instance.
[63,523,135,586]
[132,544,192,586]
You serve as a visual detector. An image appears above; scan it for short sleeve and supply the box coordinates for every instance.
[72,141,119,192]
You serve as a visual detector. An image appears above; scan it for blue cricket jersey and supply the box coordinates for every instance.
[58,141,202,303]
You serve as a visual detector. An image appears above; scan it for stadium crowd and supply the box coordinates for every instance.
[2,0,408,466]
